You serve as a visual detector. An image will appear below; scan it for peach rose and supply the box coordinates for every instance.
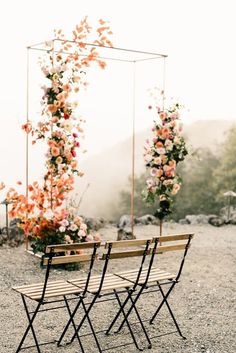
[51,147,60,157]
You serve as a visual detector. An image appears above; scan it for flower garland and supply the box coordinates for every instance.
[3,18,113,249]
[143,99,188,220]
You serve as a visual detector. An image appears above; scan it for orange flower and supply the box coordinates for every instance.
[51,147,60,157]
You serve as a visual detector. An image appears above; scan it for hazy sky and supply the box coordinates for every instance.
[0,0,236,189]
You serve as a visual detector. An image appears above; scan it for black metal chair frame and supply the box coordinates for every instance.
[13,241,101,353]
[106,234,194,344]
[57,239,154,352]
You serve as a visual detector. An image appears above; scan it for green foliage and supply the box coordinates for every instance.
[114,147,223,221]
[172,149,221,220]
[213,125,236,201]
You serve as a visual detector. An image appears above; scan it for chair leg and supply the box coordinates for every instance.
[62,296,85,353]
[115,286,145,334]
[57,296,82,346]
[113,290,144,351]
[70,294,99,344]
[80,298,103,353]
[105,288,132,335]
[150,281,176,324]
[16,296,42,353]
[127,294,152,348]
[154,283,186,339]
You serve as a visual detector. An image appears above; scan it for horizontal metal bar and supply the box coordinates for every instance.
[28,46,135,63]
[28,38,167,58]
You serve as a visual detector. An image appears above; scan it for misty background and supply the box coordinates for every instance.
[0,0,236,225]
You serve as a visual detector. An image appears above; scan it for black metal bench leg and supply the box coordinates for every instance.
[16,296,42,353]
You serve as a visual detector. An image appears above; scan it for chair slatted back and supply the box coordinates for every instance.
[43,241,101,266]
[151,233,194,282]
[40,241,101,301]
[152,233,194,254]
[102,238,152,290]
[102,239,152,260]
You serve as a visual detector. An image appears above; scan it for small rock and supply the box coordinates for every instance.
[117,228,136,240]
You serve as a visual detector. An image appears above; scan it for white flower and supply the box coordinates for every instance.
[165,139,173,151]
[59,226,66,233]
[69,223,78,231]
[150,168,158,177]
[144,153,152,163]
[80,223,87,231]
[156,147,166,155]
[86,234,93,242]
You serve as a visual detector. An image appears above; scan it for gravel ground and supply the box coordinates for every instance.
[0,223,235,353]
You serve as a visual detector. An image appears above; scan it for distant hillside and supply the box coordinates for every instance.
[184,120,235,152]
[77,120,235,218]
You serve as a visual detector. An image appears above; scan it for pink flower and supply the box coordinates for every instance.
[60,219,69,227]
[71,149,76,157]
[78,229,87,237]
[86,234,93,242]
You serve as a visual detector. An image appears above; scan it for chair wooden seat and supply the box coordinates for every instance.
[115,267,175,285]
[69,273,133,294]
[12,279,82,300]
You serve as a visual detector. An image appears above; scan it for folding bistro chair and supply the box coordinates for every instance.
[107,233,194,343]
[12,241,101,353]
[57,238,155,352]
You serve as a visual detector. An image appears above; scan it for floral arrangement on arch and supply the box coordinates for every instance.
[143,94,188,221]
[2,17,113,253]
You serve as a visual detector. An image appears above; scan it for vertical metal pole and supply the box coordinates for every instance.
[6,203,9,239]
[25,47,30,250]
[159,56,167,242]
[50,40,55,211]
[131,62,136,236]
[162,56,166,111]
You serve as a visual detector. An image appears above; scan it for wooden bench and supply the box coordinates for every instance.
[12,232,194,352]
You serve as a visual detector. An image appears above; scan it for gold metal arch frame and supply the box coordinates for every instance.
[26,39,167,249]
